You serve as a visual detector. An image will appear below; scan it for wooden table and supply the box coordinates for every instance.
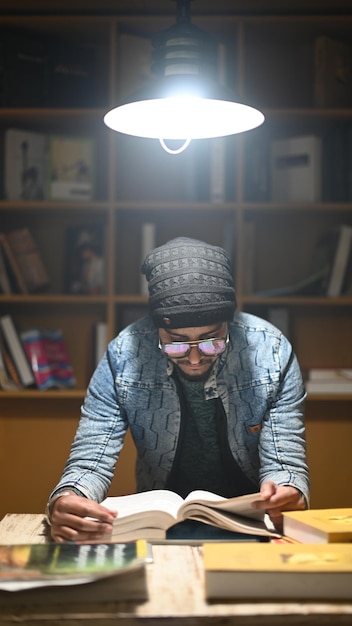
[1,513,352,626]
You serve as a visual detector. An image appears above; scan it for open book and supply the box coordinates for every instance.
[101,490,281,541]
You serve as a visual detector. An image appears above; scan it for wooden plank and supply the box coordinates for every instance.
[0,515,352,625]
[0,513,47,544]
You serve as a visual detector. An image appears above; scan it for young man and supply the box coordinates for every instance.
[48,237,309,542]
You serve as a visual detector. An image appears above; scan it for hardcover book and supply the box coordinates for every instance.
[305,379,352,395]
[117,32,153,103]
[203,541,352,600]
[48,41,99,108]
[314,35,352,108]
[0,541,148,607]
[101,490,281,542]
[5,228,50,293]
[271,134,322,202]
[0,315,35,388]
[0,30,49,108]
[140,222,156,295]
[0,233,28,294]
[4,128,47,201]
[0,332,22,389]
[94,321,108,367]
[283,508,352,543]
[20,328,76,390]
[0,339,18,390]
[325,224,352,297]
[0,241,11,294]
[307,368,352,380]
[48,134,95,201]
[64,224,105,295]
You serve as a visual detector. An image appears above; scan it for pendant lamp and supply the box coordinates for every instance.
[103,0,264,153]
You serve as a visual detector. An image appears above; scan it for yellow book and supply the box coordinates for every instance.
[203,542,352,600]
[283,508,352,543]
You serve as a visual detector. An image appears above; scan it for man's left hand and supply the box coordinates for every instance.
[253,482,306,532]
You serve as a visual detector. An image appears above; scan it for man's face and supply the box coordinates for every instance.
[158,322,228,381]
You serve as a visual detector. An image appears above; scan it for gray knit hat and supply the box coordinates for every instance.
[141,237,237,328]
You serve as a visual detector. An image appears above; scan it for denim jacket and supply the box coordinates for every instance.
[51,312,310,504]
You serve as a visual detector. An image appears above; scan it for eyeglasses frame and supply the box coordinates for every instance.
[158,333,229,359]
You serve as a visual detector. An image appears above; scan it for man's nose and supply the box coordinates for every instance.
[187,345,202,364]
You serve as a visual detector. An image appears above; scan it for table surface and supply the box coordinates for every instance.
[1,513,352,626]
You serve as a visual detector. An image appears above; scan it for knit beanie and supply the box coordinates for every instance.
[141,237,237,328]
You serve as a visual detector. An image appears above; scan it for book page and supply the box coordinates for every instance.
[102,490,184,522]
[179,506,280,537]
[181,490,265,521]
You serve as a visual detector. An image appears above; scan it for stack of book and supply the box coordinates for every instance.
[305,368,352,394]
[204,506,352,601]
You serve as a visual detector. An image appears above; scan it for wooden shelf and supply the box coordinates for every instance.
[0,8,351,517]
[0,389,86,399]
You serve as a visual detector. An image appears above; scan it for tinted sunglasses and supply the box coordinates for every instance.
[158,334,229,359]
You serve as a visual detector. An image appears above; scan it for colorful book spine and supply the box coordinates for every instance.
[21,328,75,390]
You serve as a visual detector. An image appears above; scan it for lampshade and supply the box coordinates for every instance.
[104,0,265,143]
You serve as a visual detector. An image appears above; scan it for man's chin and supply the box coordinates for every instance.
[175,363,214,381]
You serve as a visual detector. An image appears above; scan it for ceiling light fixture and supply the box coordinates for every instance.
[103,0,265,153]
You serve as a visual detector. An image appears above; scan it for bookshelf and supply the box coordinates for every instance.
[0,8,351,519]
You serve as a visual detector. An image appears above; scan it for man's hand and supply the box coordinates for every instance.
[49,492,117,543]
[253,482,306,532]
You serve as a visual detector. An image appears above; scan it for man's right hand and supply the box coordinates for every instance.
[49,492,117,543]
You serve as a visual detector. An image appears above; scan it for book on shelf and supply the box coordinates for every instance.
[4,128,47,200]
[64,224,105,295]
[270,134,322,202]
[244,135,270,202]
[0,332,22,389]
[306,368,352,381]
[283,508,352,544]
[252,265,329,298]
[48,134,95,201]
[0,30,49,108]
[209,44,227,203]
[0,241,12,294]
[314,35,352,108]
[253,222,352,299]
[305,368,352,394]
[325,224,352,297]
[48,40,99,108]
[20,328,76,390]
[322,124,349,202]
[0,339,18,390]
[305,379,352,394]
[101,489,281,542]
[0,315,35,389]
[0,541,148,607]
[140,222,156,295]
[117,31,153,104]
[203,541,352,601]
[5,228,50,293]
[0,233,28,294]
[94,321,108,367]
